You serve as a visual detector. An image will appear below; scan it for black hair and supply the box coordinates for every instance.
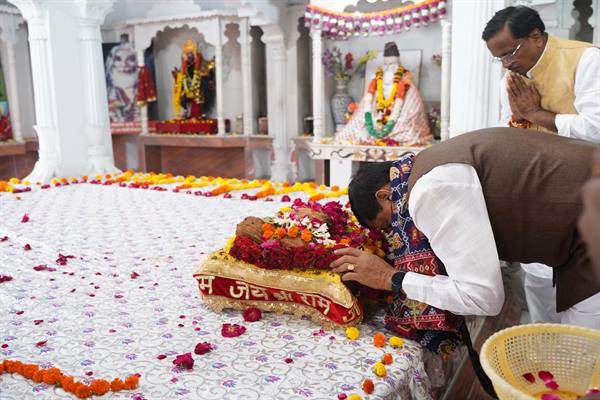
[482,6,545,41]
[348,161,392,227]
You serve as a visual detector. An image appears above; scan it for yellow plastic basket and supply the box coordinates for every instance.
[480,324,600,400]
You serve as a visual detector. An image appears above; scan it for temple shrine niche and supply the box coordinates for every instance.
[304,0,450,187]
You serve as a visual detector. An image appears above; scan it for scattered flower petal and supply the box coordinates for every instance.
[346,327,360,340]
[23,244,32,251]
[545,381,559,390]
[0,236,8,242]
[221,323,246,338]
[194,342,213,355]
[21,214,29,223]
[284,357,293,364]
[362,378,374,394]
[157,354,166,360]
[586,388,600,396]
[373,332,386,347]
[389,336,404,348]
[337,394,347,400]
[540,394,561,400]
[538,371,554,382]
[35,340,47,347]
[173,353,194,369]
[373,361,387,377]
[0,275,13,283]
[242,307,262,322]
[522,372,535,383]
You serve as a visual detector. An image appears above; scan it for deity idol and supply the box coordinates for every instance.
[171,39,215,120]
[105,37,138,123]
[336,42,432,146]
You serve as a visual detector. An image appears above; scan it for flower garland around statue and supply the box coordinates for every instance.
[365,66,411,139]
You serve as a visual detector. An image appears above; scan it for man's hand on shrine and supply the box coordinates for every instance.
[330,247,396,291]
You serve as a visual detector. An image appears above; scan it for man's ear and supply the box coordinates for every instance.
[375,188,391,202]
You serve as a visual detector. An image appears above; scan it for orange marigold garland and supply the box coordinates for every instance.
[0,359,140,399]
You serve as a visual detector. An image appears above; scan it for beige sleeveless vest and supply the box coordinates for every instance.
[529,35,594,132]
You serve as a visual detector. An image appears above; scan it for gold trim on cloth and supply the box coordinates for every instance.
[200,295,362,329]
[193,251,356,308]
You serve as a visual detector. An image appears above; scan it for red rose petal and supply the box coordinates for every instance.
[15,310,24,315]
[0,275,13,283]
[35,340,47,347]
[284,357,293,364]
[1,344,8,348]
[0,236,8,242]
[522,372,535,383]
[33,319,44,325]
[337,394,347,400]
[538,371,554,382]
[242,307,262,322]
[545,380,559,390]
[221,323,246,338]
[194,342,213,355]
[173,353,194,369]
[157,354,167,360]
[85,371,93,376]
[586,388,600,396]
[540,394,560,400]
[21,214,29,223]
[33,265,47,271]
[23,244,32,251]
[130,272,140,279]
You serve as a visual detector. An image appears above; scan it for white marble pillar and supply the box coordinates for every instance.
[136,48,149,135]
[264,34,291,182]
[215,18,225,136]
[239,18,254,136]
[449,0,505,137]
[77,0,119,174]
[21,15,60,181]
[0,10,24,142]
[440,19,452,141]
[310,29,324,141]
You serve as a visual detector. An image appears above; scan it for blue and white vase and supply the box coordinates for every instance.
[331,78,353,132]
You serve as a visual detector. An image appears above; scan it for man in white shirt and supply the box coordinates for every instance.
[330,128,600,329]
[481,6,600,325]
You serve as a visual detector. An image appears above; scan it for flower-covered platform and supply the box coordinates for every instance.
[0,175,438,399]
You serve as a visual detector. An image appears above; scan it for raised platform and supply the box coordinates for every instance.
[0,139,38,180]
[308,140,431,187]
[138,134,272,179]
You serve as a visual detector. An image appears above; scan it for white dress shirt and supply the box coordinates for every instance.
[404,163,505,316]
[499,46,600,141]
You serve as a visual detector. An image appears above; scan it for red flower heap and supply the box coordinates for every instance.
[228,200,388,271]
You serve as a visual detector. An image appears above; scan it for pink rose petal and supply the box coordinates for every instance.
[337,394,347,400]
[33,265,47,271]
[540,395,560,400]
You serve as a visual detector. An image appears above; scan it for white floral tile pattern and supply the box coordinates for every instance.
[0,184,434,399]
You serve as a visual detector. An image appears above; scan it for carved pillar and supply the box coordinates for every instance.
[21,15,60,181]
[240,17,254,135]
[263,33,291,182]
[310,29,324,141]
[77,0,119,174]
[440,19,452,141]
[215,18,225,136]
[0,11,24,142]
[136,48,149,135]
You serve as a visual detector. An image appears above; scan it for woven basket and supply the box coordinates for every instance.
[480,324,600,400]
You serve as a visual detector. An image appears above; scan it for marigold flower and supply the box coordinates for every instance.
[31,370,42,383]
[0,363,4,375]
[300,229,312,242]
[362,378,374,394]
[275,227,286,239]
[110,378,124,391]
[348,394,362,400]
[373,361,387,377]
[382,353,393,365]
[373,332,386,347]
[262,223,274,232]
[309,193,325,202]
[75,383,92,398]
[89,379,110,395]
[124,375,140,390]
[346,327,360,340]
[62,376,75,392]
[287,225,299,238]
[389,336,404,348]
[42,369,58,385]
[262,230,274,240]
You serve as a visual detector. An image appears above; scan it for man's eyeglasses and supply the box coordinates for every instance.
[492,41,523,64]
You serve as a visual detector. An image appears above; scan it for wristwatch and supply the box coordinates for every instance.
[391,271,405,293]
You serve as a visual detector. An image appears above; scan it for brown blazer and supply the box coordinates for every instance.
[407,128,599,312]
